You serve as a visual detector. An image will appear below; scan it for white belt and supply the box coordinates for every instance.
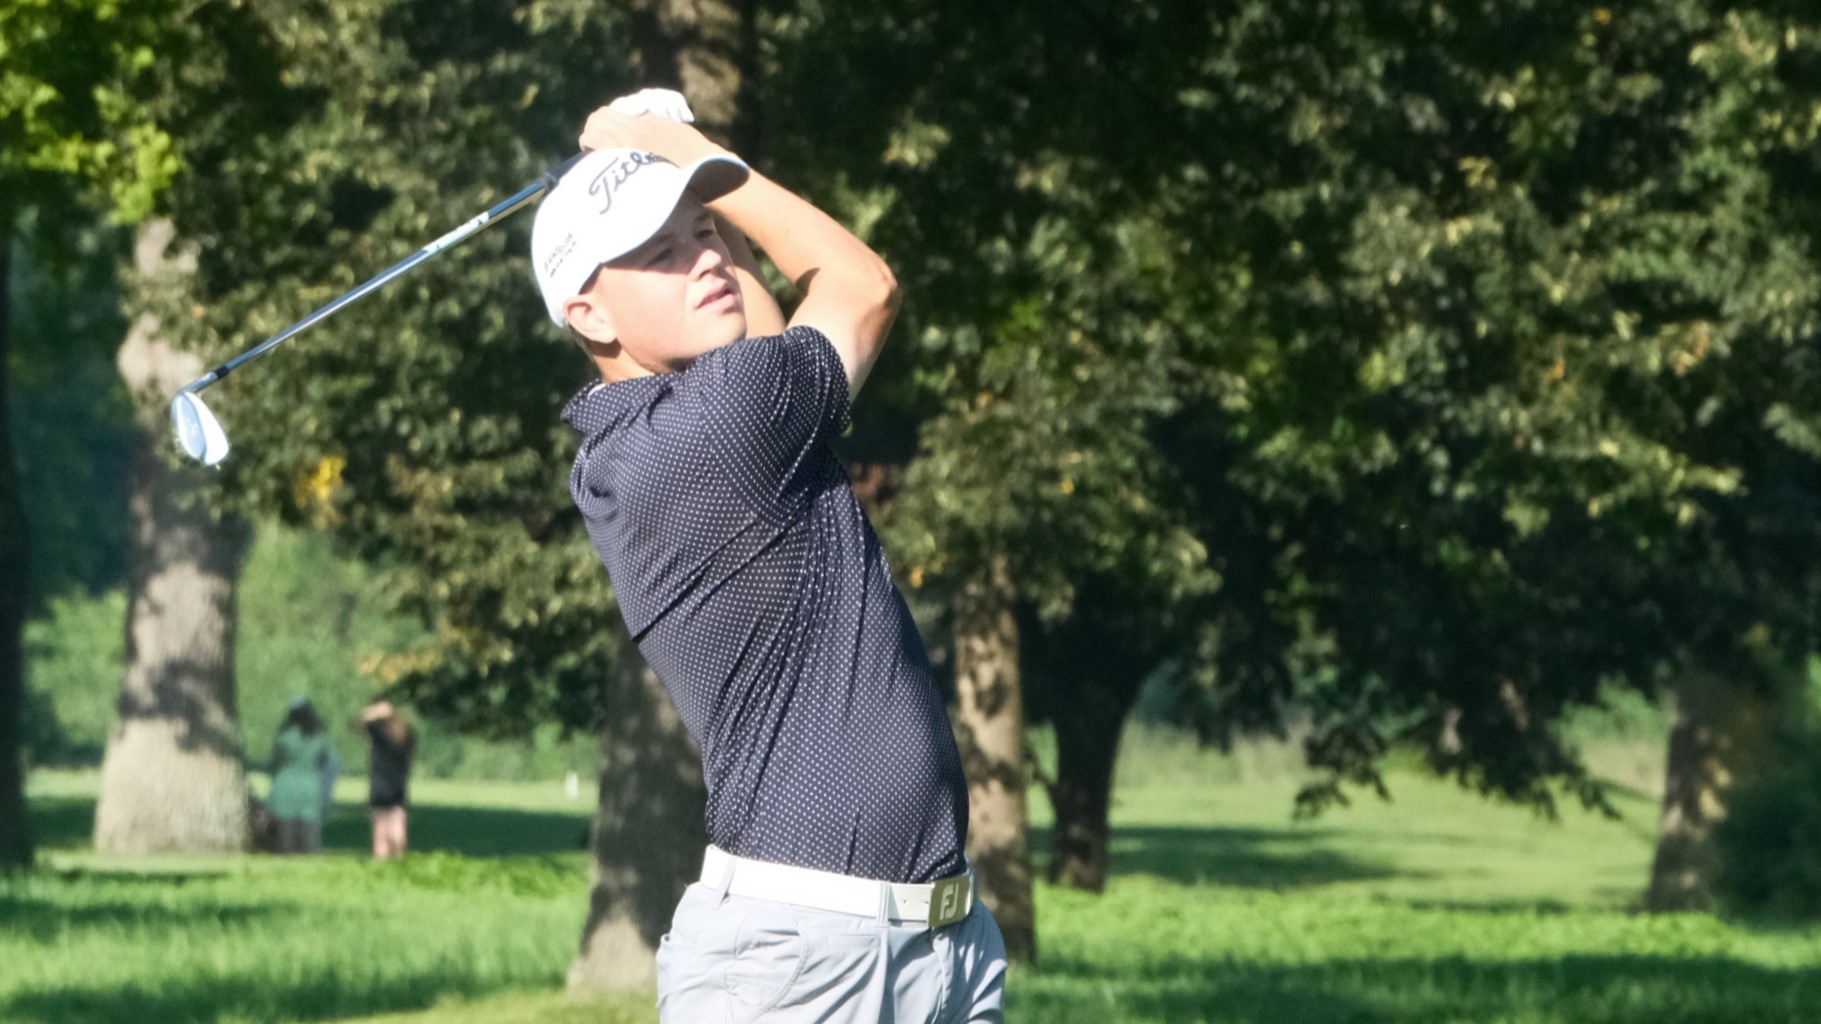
[700,846,975,929]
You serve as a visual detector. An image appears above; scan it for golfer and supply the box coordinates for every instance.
[532,101,1006,1022]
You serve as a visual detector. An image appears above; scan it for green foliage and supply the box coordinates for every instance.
[0,0,182,224]
[1713,738,1821,920]
[1713,657,1821,920]
[24,525,601,778]
[119,0,648,738]
[235,525,425,770]
[19,591,123,765]
[7,225,135,608]
[63,0,1821,835]
[766,1,1821,816]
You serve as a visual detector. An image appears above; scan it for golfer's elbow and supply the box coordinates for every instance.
[831,253,900,337]
[850,252,901,322]
[857,259,901,355]
[878,257,903,312]
[825,257,900,394]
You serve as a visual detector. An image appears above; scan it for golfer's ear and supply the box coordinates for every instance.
[565,293,616,346]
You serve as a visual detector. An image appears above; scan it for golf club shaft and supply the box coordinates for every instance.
[179,151,589,394]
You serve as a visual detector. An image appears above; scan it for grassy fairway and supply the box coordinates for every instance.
[6,731,1819,1023]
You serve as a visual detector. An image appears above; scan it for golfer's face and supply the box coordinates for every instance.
[594,197,746,370]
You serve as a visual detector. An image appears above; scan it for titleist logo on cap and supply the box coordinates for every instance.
[588,151,668,214]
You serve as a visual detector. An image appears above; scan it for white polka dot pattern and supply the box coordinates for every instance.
[561,326,969,884]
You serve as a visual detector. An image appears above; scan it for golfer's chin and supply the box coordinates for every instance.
[633,310,746,374]
[684,306,750,359]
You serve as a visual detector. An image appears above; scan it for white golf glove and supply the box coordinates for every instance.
[607,88,695,124]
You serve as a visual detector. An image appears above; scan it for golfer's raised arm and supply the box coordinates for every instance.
[577,109,901,395]
[708,173,901,396]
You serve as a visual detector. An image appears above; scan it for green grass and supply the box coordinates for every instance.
[7,730,1820,1024]
[7,777,595,1024]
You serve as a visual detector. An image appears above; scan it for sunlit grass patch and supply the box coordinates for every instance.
[10,728,1819,1024]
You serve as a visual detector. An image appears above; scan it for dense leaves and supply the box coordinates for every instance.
[767,0,1821,814]
[119,0,1821,830]
[4,0,195,870]
[128,0,645,737]
[0,0,182,225]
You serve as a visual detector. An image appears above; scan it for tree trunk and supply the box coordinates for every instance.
[567,659,707,994]
[0,244,34,870]
[1643,669,1775,912]
[92,220,252,855]
[1048,681,1129,893]
[953,555,1036,964]
[564,0,751,993]
[627,0,760,157]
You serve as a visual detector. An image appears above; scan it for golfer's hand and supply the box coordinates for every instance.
[579,107,730,167]
[606,88,695,123]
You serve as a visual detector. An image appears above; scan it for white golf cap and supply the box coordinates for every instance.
[531,148,749,326]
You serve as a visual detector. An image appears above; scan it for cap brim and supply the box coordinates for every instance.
[681,154,749,203]
[590,154,751,274]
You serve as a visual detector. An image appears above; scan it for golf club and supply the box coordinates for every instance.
[170,151,588,466]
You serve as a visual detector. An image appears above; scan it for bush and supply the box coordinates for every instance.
[1713,733,1821,921]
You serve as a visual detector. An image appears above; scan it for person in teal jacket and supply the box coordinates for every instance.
[268,698,333,854]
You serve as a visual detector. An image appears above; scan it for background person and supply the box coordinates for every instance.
[266,697,332,855]
[315,736,340,850]
[353,700,415,859]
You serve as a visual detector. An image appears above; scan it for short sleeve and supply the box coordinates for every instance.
[692,325,852,514]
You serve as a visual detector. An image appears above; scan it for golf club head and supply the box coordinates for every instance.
[171,391,231,467]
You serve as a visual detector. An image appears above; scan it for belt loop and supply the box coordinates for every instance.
[875,880,890,925]
[711,847,736,905]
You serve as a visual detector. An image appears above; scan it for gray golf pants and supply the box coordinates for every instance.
[656,880,1008,1023]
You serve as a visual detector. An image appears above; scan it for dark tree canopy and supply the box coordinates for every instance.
[108,0,1821,830]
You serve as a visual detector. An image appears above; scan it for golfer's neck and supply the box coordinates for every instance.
[594,350,662,384]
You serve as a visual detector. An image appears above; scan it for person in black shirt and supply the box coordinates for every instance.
[531,97,1005,1022]
[353,700,415,860]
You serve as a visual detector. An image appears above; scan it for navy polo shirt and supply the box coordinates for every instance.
[562,325,969,884]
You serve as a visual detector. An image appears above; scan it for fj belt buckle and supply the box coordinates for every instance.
[927,874,971,928]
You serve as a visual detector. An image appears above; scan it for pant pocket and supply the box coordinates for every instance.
[729,923,883,1023]
[725,925,808,1021]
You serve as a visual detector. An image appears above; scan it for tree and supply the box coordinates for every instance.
[92,218,255,853]
[117,0,720,980]
[567,658,705,992]
[1,0,183,869]
[1025,575,1202,893]
[1129,3,1821,914]
[762,0,1221,949]
[569,0,757,992]
[83,0,325,855]
[87,0,1821,934]
[768,0,1821,918]
[950,556,1034,960]
[1,241,27,870]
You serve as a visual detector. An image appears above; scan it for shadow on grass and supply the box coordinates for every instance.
[0,972,531,1024]
[0,892,280,943]
[1395,898,1578,916]
[321,802,590,858]
[1031,824,1407,890]
[30,796,97,851]
[1017,953,1821,1024]
[31,794,589,860]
